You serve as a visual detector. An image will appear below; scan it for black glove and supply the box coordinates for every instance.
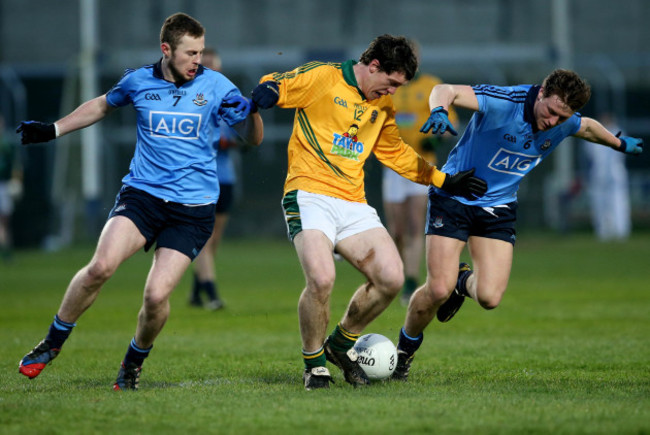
[441,168,488,200]
[16,121,56,144]
[251,81,280,111]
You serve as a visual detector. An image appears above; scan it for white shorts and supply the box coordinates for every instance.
[282,190,384,245]
[0,182,13,215]
[382,167,429,203]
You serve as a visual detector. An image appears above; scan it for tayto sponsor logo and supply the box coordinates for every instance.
[487,147,541,177]
[149,111,201,140]
[332,133,364,160]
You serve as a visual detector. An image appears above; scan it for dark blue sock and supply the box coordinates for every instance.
[192,274,201,297]
[457,269,472,296]
[123,337,152,367]
[45,314,76,349]
[397,327,423,356]
[202,281,219,300]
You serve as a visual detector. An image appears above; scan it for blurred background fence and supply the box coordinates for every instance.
[1,0,649,248]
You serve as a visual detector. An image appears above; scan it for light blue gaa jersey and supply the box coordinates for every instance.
[106,60,247,204]
[433,85,582,207]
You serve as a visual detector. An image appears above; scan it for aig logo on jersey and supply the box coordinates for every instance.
[488,148,541,177]
[149,111,201,140]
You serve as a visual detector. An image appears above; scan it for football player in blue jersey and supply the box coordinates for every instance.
[15,13,263,390]
[392,69,644,381]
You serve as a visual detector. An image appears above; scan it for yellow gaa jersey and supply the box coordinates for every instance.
[260,60,444,203]
[392,73,458,163]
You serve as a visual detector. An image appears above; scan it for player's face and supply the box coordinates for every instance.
[533,89,575,131]
[363,60,408,100]
[167,35,205,84]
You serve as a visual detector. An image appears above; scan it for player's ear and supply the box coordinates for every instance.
[161,42,172,57]
[369,59,381,73]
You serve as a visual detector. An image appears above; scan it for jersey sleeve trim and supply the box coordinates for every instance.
[472,85,528,103]
[269,61,338,82]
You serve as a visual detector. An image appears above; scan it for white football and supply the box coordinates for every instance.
[353,333,398,380]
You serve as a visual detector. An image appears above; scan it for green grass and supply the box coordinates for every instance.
[1,232,649,434]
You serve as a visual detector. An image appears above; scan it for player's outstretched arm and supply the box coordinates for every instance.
[56,95,114,136]
[226,80,279,146]
[428,84,479,113]
[17,95,114,145]
[575,117,644,155]
[231,111,264,146]
[421,84,478,135]
[222,95,264,146]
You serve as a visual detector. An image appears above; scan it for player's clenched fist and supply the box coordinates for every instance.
[16,121,56,145]
[251,81,279,110]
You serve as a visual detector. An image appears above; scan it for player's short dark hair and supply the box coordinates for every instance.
[359,34,418,81]
[542,69,591,111]
[160,13,205,51]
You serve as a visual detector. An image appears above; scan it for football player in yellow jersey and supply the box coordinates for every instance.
[385,51,459,306]
[251,35,487,390]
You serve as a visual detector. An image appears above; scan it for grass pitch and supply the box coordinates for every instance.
[1,232,649,434]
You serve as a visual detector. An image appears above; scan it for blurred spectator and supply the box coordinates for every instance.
[582,112,631,241]
[0,115,23,261]
[189,48,241,310]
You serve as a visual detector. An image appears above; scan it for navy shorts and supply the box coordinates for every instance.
[425,194,517,245]
[215,183,234,214]
[108,185,216,260]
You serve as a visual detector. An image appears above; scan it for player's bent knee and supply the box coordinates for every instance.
[142,291,170,310]
[385,268,404,290]
[375,261,404,290]
[373,270,403,298]
[306,273,335,297]
[85,260,117,284]
[477,292,503,310]
[425,281,453,304]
